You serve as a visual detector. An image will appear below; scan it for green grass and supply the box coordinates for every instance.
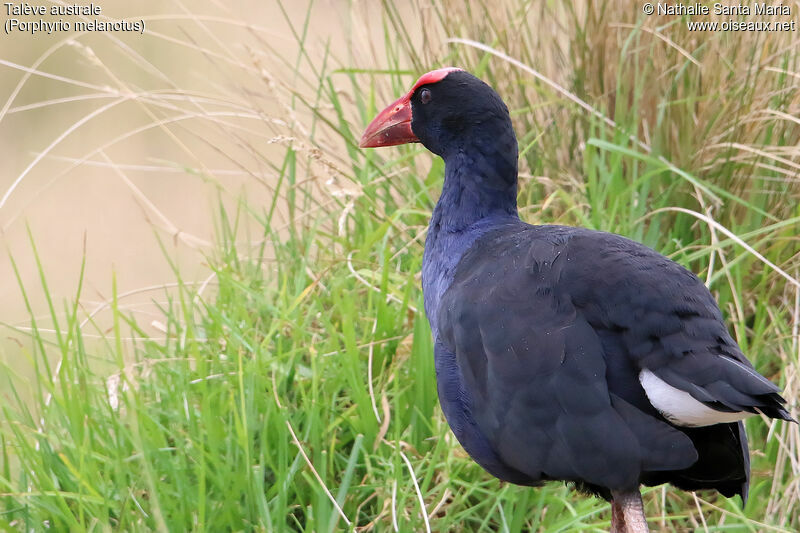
[1,1,799,531]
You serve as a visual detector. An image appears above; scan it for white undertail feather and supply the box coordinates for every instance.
[639,369,753,427]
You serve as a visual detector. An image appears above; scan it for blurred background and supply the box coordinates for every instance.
[1,1,798,531]
[1,0,407,376]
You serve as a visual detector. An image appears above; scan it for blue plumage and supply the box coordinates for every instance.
[360,69,793,529]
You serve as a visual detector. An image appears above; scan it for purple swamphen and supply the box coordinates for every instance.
[359,68,794,532]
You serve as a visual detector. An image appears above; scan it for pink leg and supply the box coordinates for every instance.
[610,489,649,533]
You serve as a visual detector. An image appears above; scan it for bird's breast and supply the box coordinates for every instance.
[422,219,503,337]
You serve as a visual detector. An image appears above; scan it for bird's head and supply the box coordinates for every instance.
[359,68,517,165]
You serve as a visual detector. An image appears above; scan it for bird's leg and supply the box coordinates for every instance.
[610,489,649,533]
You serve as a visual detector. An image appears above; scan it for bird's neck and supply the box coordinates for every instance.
[422,148,520,335]
[432,149,519,233]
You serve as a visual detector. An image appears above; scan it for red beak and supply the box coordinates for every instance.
[359,68,463,148]
[359,94,418,148]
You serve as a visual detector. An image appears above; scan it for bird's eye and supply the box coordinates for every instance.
[419,88,432,104]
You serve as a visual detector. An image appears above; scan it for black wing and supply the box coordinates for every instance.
[436,223,790,497]
[559,228,790,421]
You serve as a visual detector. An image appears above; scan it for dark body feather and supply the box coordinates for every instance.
[430,221,792,499]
